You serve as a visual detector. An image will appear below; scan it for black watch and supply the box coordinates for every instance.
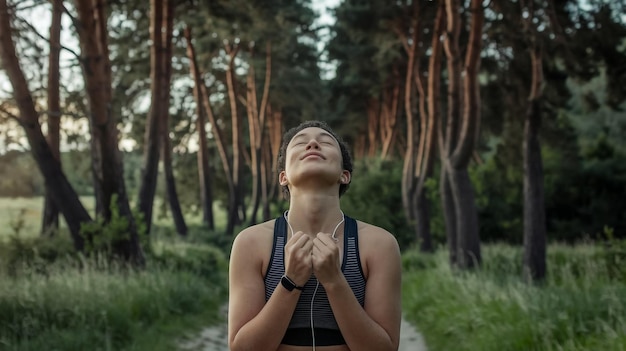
[281,275,304,291]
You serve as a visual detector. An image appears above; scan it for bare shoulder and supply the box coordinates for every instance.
[230,219,277,274]
[355,220,400,251]
[354,220,401,275]
[232,219,276,247]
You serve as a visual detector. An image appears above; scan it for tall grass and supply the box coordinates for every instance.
[0,253,228,351]
[402,244,626,351]
[0,196,232,350]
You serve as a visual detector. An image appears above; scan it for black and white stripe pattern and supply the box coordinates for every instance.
[264,216,366,330]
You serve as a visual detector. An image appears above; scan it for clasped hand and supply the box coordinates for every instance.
[284,231,341,286]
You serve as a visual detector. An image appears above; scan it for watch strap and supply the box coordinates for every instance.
[281,274,304,291]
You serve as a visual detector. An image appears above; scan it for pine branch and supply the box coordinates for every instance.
[14,15,81,60]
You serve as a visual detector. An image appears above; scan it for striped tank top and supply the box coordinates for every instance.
[264,215,366,345]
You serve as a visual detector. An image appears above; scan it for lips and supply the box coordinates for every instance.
[301,152,325,160]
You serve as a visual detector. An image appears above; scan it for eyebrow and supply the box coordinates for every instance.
[292,131,336,142]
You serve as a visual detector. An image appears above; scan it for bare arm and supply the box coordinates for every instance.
[228,226,313,351]
[313,226,402,351]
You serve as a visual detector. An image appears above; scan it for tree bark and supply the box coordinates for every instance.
[441,0,463,265]
[412,0,446,253]
[440,164,457,265]
[367,97,380,158]
[441,0,484,269]
[74,0,143,264]
[523,94,546,282]
[247,42,272,226]
[267,105,283,203]
[380,76,400,160]
[400,1,420,225]
[42,0,63,236]
[163,134,189,235]
[0,0,90,251]
[137,0,164,235]
[159,0,188,235]
[224,42,243,235]
[522,0,547,282]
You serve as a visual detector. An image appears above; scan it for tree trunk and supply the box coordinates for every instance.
[224,42,243,235]
[522,0,547,282]
[449,167,481,268]
[523,95,546,282]
[195,101,214,229]
[137,0,165,235]
[0,0,90,251]
[400,1,420,224]
[412,0,445,254]
[185,28,232,232]
[74,0,143,264]
[441,0,463,262]
[42,0,63,236]
[163,134,189,235]
[380,78,400,159]
[261,130,272,221]
[266,105,283,205]
[442,0,484,269]
[247,42,272,226]
[159,0,188,235]
[367,98,380,158]
[440,164,457,265]
[414,190,433,252]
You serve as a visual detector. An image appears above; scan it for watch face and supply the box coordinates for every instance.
[281,275,295,291]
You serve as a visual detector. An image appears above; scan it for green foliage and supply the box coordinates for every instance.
[601,226,626,283]
[148,240,228,283]
[0,259,227,351]
[79,194,146,258]
[340,157,414,250]
[402,244,626,351]
[0,232,75,277]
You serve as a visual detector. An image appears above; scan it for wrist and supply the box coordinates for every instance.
[321,275,346,293]
[281,274,305,292]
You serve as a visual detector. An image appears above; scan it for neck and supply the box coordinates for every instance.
[285,193,344,237]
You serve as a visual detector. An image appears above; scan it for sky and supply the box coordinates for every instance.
[0,0,343,154]
[311,0,342,79]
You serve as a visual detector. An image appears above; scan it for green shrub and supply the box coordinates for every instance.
[0,232,76,277]
[402,244,626,351]
[340,157,415,250]
[148,240,227,282]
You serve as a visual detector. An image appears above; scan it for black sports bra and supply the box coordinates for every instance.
[263,215,366,346]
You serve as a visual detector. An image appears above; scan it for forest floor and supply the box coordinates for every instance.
[177,305,428,351]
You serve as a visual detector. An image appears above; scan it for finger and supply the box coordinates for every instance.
[312,241,332,259]
[287,231,308,248]
[315,232,335,247]
[302,239,314,253]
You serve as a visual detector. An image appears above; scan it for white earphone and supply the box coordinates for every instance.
[284,211,345,350]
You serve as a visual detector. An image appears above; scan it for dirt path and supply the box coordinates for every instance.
[178,307,427,351]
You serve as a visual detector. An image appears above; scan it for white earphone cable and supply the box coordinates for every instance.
[284,211,345,351]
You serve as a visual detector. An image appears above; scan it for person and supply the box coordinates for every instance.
[228,120,402,351]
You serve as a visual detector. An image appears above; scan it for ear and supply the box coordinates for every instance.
[279,171,289,186]
[339,171,351,184]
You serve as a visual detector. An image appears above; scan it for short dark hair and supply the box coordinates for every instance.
[277,120,353,198]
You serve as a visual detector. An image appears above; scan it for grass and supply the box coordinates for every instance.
[0,196,230,351]
[0,260,228,351]
[0,196,95,241]
[401,243,626,351]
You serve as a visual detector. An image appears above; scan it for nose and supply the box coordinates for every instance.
[305,139,320,150]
